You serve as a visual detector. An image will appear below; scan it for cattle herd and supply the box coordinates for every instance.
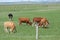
[4,13,49,33]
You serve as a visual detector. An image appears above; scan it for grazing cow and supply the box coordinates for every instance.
[32,17,42,26]
[39,18,49,28]
[19,17,32,25]
[8,13,13,21]
[32,17,49,28]
[4,21,16,33]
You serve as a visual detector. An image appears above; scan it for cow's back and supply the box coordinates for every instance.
[40,18,48,23]
[33,17,42,22]
[19,17,30,22]
[4,21,15,28]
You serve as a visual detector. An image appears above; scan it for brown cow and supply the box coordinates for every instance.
[32,17,42,26]
[39,18,49,28]
[32,17,49,28]
[19,17,32,25]
[4,21,16,33]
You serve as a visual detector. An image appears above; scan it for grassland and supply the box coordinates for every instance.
[0,4,60,40]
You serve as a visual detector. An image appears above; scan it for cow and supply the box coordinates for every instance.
[4,21,16,33]
[39,18,49,28]
[8,13,13,21]
[18,17,32,25]
[32,17,42,26]
[32,17,49,28]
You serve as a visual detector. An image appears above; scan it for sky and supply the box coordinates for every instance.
[0,0,60,2]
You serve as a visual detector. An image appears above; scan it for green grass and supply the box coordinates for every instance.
[0,4,60,40]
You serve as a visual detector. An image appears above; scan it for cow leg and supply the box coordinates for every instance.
[10,29,12,32]
[27,21,31,25]
[44,22,49,28]
[39,22,43,27]
[10,28,13,33]
[28,22,32,25]
[42,22,48,28]
[12,27,17,33]
[4,27,9,33]
[14,27,17,33]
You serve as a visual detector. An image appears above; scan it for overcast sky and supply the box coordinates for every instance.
[0,0,60,2]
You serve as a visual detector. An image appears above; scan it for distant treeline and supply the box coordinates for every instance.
[0,2,60,5]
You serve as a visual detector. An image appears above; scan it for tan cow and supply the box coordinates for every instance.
[4,21,16,33]
[39,18,49,28]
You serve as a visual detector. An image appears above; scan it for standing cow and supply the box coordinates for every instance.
[8,13,13,21]
[4,21,16,33]
[18,17,32,25]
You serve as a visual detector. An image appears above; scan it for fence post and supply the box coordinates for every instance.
[35,23,38,40]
